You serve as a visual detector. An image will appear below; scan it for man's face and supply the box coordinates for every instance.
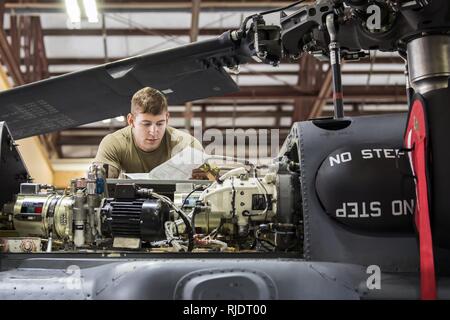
[128,111,169,152]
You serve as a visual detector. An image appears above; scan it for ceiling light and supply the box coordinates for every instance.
[83,0,99,23]
[64,0,81,23]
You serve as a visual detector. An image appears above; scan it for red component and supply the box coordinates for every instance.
[404,98,437,300]
[34,205,43,214]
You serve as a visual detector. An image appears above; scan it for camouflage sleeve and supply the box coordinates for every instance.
[94,134,122,177]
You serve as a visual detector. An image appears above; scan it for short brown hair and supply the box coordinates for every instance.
[131,87,168,115]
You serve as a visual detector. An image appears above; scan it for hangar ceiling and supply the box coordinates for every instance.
[0,0,407,161]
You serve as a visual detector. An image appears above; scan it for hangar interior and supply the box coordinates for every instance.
[1,0,450,300]
[0,0,406,188]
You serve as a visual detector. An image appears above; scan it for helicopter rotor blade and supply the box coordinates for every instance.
[0,32,245,139]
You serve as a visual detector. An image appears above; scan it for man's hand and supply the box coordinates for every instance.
[191,168,211,180]
[92,162,120,179]
[191,163,220,181]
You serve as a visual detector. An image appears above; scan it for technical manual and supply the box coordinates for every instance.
[125,146,207,180]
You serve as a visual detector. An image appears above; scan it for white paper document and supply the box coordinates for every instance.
[125,147,207,180]
[124,173,152,180]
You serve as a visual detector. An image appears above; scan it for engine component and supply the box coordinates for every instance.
[196,168,277,237]
[407,35,450,94]
[2,164,108,250]
[12,193,74,241]
[174,183,204,210]
[100,198,170,246]
[275,160,301,251]
[1,164,301,253]
[0,237,41,253]
[97,183,170,249]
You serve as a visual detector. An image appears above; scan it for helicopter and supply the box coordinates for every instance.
[0,0,449,300]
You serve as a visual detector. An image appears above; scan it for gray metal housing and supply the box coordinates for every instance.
[1,255,450,300]
[281,114,450,273]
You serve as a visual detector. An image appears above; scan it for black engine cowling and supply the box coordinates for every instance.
[315,143,415,233]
